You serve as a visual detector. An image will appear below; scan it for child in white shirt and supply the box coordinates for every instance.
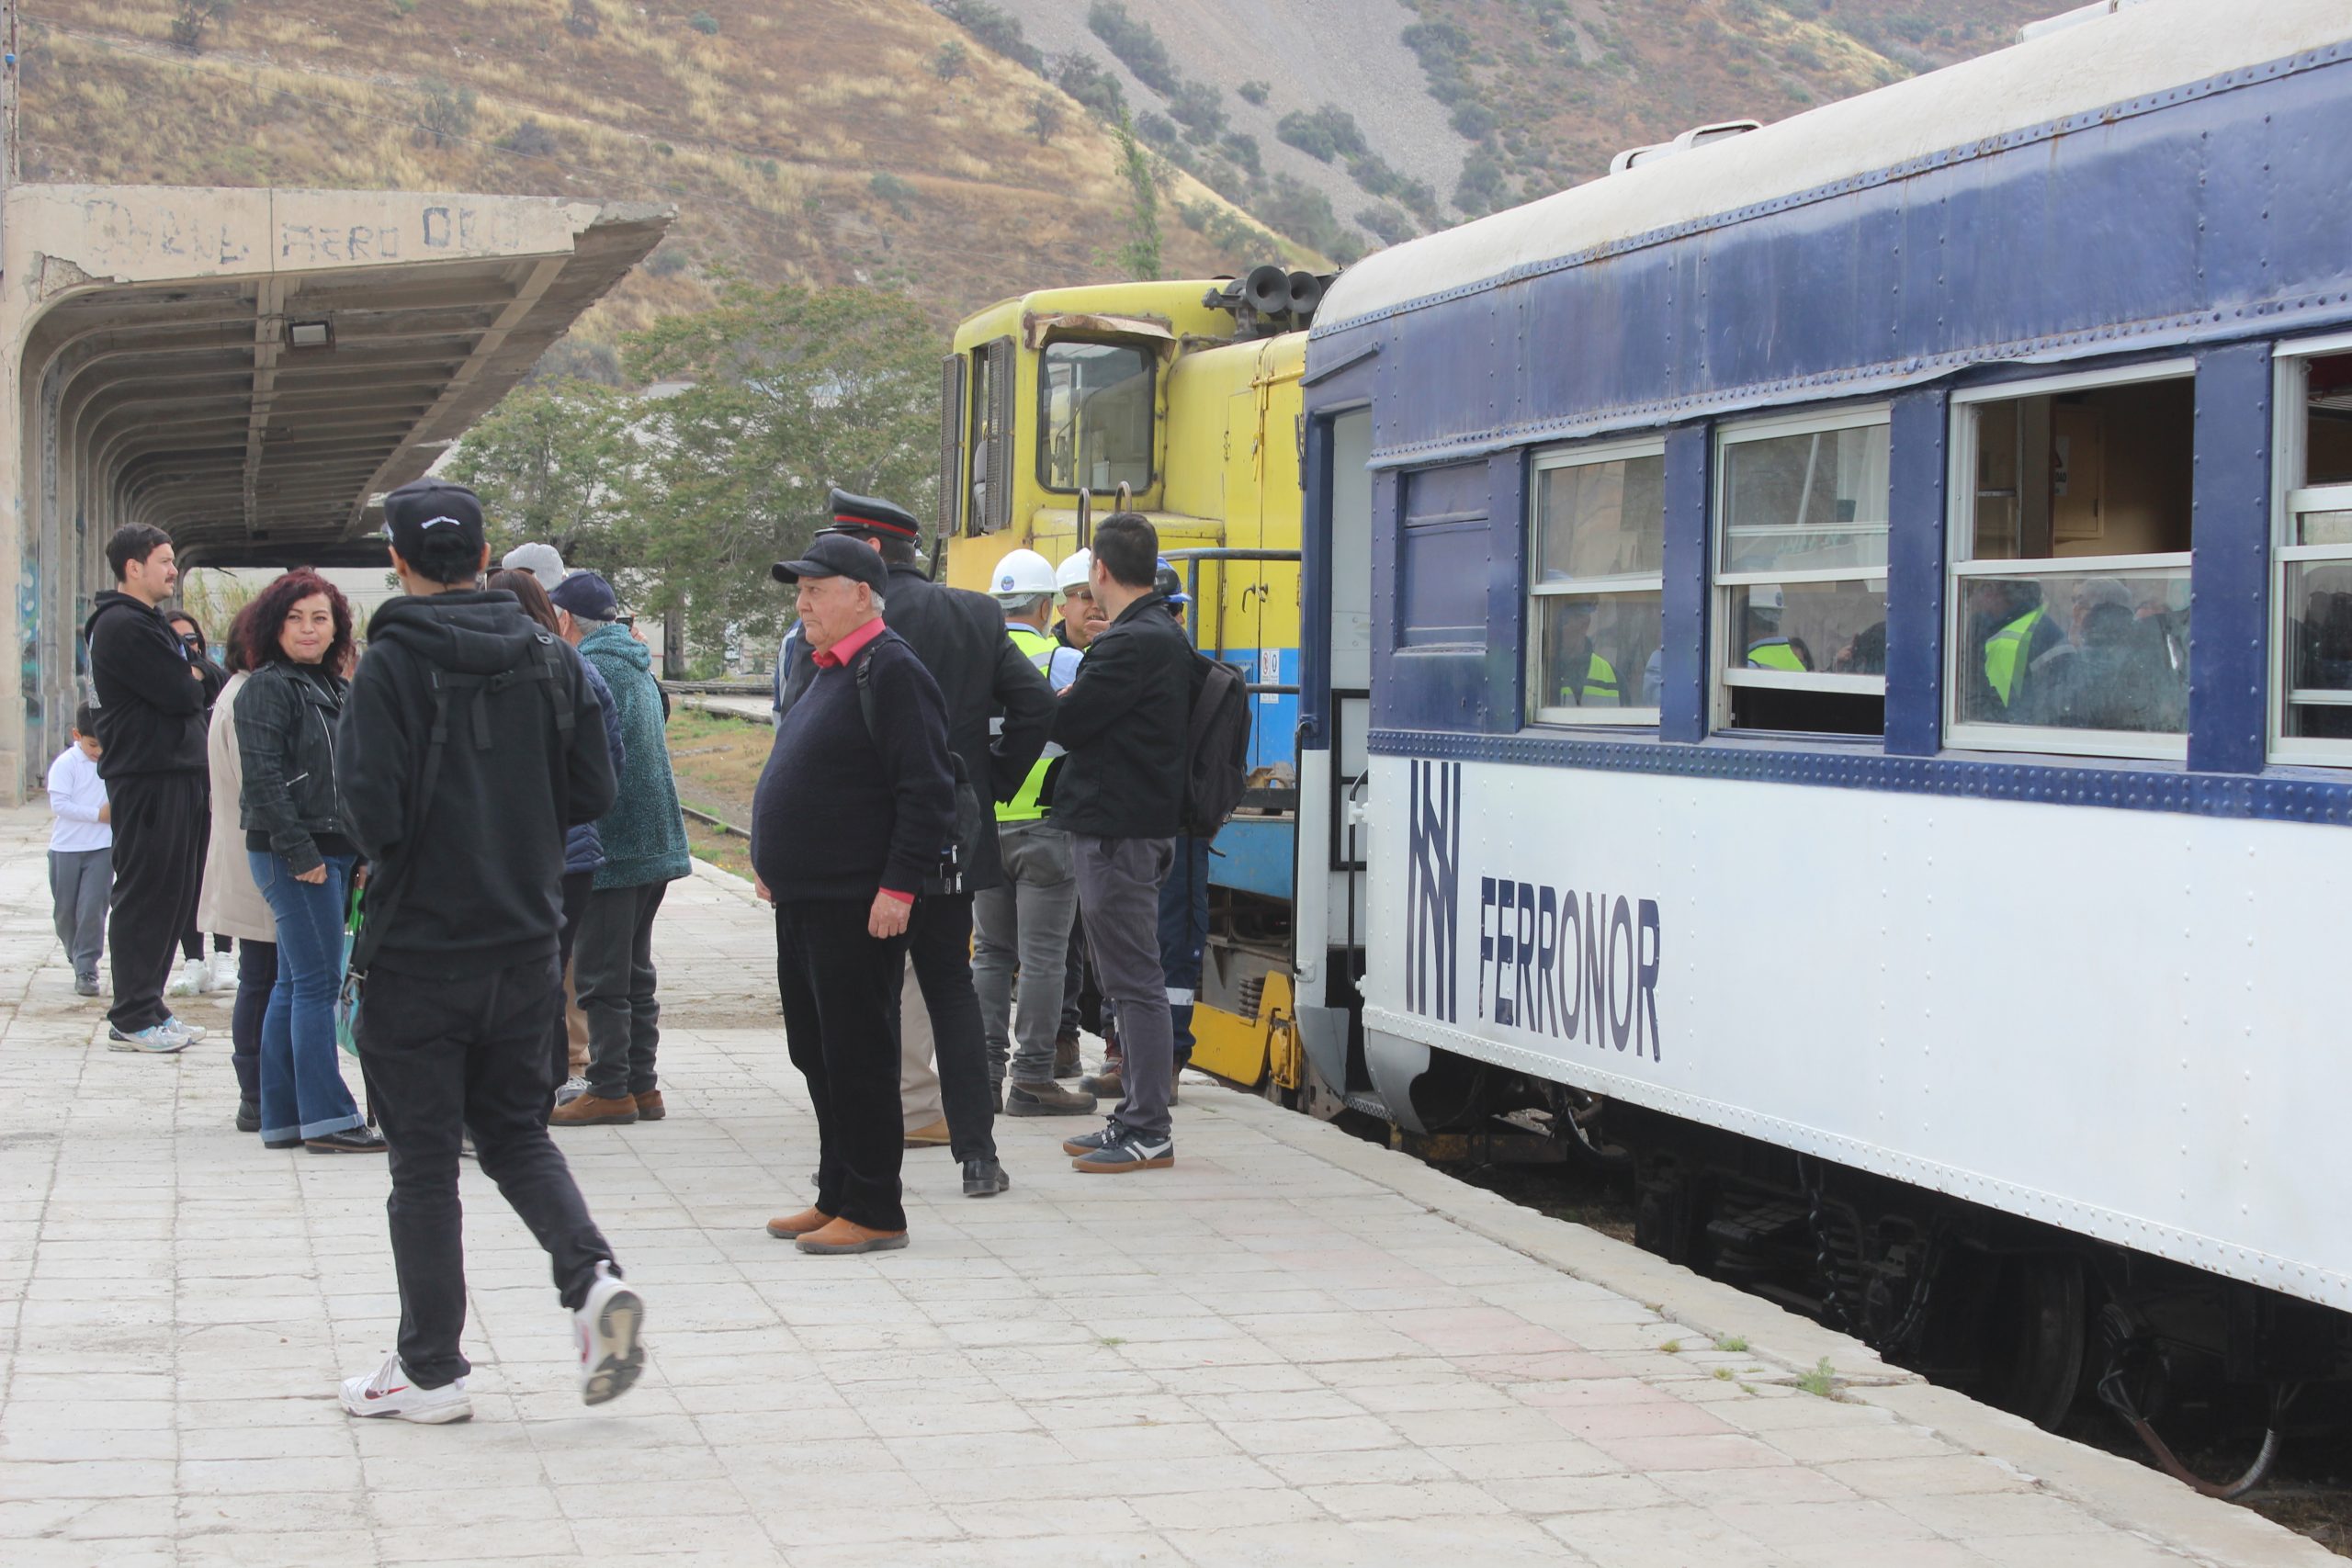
[49,703,111,997]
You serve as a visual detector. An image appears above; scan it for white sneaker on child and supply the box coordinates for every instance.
[339,1350,470,1424]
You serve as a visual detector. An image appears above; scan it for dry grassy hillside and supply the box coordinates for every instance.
[18,0,1314,353]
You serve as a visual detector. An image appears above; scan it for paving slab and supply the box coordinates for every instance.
[0,804,2327,1566]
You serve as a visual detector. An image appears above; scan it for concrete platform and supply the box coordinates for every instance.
[0,803,2324,1566]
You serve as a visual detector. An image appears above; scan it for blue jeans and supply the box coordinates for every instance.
[250,851,362,1142]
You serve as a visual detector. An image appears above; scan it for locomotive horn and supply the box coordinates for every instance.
[1286,269,1325,318]
[1244,264,1291,317]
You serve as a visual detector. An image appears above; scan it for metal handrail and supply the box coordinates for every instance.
[1158,547,1303,657]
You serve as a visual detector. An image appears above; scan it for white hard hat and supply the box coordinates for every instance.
[990,548,1057,601]
[1055,548,1093,594]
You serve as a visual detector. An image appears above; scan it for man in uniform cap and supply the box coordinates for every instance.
[776,488,1052,1198]
[753,533,956,1252]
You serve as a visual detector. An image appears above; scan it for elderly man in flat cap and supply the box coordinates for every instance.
[753,533,958,1254]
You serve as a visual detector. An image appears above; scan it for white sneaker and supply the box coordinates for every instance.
[553,1076,589,1107]
[159,1014,207,1043]
[168,958,208,997]
[339,1350,470,1424]
[209,952,239,991]
[573,1261,646,1406]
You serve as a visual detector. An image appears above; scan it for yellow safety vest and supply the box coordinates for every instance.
[1746,638,1806,672]
[999,625,1060,823]
[1984,607,2044,706]
[1558,650,1621,705]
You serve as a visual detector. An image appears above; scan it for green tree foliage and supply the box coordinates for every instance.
[929,0,1045,73]
[444,378,633,565]
[170,0,234,54]
[1275,105,1367,164]
[1356,203,1416,246]
[1236,78,1271,107]
[1051,51,1125,121]
[417,76,479,148]
[1112,112,1162,281]
[1168,80,1227,144]
[1026,92,1066,145]
[1454,144,1510,216]
[931,39,971,82]
[1088,0,1177,95]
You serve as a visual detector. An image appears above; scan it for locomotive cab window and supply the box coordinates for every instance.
[1713,408,1888,737]
[1037,338,1155,494]
[2272,343,2352,762]
[1529,439,1664,726]
[1948,365,2193,761]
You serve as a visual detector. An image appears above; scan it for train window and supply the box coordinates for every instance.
[1949,366,2193,760]
[1713,409,1888,737]
[1528,439,1664,725]
[1036,339,1155,494]
[2272,344,2352,762]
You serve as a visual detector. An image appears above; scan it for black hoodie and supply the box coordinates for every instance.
[83,590,208,778]
[336,590,616,979]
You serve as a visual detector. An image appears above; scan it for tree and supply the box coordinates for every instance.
[1112,112,1161,282]
[1026,93,1066,145]
[418,77,479,148]
[931,39,971,83]
[616,285,943,655]
[170,0,233,54]
[443,378,633,566]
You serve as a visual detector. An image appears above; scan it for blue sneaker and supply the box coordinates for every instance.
[107,1024,190,1054]
[1070,1130,1173,1174]
[159,1014,207,1043]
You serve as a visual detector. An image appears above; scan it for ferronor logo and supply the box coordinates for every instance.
[1405,760,1462,1023]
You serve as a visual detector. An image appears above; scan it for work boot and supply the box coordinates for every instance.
[764,1207,833,1239]
[632,1089,666,1122]
[902,1118,950,1149]
[962,1158,1011,1198]
[550,1092,638,1127]
[1080,1065,1122,1100]
[796,1217,909,1256]
[1005,1080,1097,1117]
[1053,1032,1081,1077]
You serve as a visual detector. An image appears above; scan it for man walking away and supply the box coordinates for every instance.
[84,523,210,1052]
[48,705,111,998]
[777,489,1052,1197]
[972,548,1092,1118]
[547,571,689,1128]
[336,479,640,1424]
[754,534,956,1255]
[1051,514,1193,1173]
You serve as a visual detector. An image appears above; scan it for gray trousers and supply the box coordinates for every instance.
[50,846,111,983]
[973,821,1080,1088]
[574,878,670,1100]
[1072,834,1174,1141]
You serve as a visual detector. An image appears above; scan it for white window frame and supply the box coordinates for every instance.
[1711,404,1890,729]
[1944,360,2197,763]
[1527,435,1664,727]
[2270,331,2352,764]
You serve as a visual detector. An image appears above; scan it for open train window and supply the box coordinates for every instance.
[1712,408,1888,737]
[1528,438,1664,726]
[1036,338,1155,495]
[1947,364,2193,761]
[2272,341,2352,763]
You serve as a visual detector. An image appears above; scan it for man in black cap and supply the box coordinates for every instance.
[777,488,1052,1199]
[752,533,956,1253]
[334,479,644,1424]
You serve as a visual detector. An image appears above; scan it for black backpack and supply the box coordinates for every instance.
[1182,649,1252,840]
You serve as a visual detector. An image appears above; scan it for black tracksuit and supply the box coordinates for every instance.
[336,589,619,1389]
[85,591,209,1033]
[754,625,956,1230]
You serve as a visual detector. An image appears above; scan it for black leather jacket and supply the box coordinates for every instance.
[235,660,348,874]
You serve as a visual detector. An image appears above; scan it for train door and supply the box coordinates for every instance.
[1294,407,1380,1113]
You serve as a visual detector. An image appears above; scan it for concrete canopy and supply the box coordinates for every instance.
[3,186,671,794]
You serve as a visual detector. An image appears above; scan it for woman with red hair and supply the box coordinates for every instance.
[233,570,381,1153]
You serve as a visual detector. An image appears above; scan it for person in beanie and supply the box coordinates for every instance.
[546,570,690,1128]
[754,533,956,1254]
[334,479,641,1424]
[83,523,211,1052]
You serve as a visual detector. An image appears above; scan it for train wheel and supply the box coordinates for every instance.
[1991,1252,2089,1430]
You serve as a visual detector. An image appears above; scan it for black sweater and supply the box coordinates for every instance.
[84,591,208,778]
[1048,593,1193,839]
[337,591,616,978]
[752,626,956,903]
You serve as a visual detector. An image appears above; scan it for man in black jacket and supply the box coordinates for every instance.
[778,487,1052,1197]
[334,479,642,1426]
[83,523,210,1051]
[1050,514,1194,1174]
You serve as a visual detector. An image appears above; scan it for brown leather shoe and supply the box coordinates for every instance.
[764,1207,833,1239]
[795,1217,910,1255]
[902,1118,951,1149]
[549,1092,638,1127]
[633,1089,665,1122]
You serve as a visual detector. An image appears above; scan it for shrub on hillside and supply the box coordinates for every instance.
[1454,145,1510,215]
[1276,105,1366,164]
[496,118,561,160]
[1051,51,1125,121]
[1026,94,1066,145]
[1169,80,1227,145]
[1356,204,1415,246]
[930,1,1046,74]
[1258,173,1345,257]
[870,173,919,219]
[689,11,718,36]
[1237,79,1271,107]
[417,77,478,148]
[566,0,599,38]
[931,39,971,82]
[1088,1,1178,96]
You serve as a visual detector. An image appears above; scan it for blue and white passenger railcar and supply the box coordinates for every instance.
[1289,0,2352,1424]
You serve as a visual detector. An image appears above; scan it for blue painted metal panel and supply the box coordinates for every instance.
[2188,342,2274,775]
[1397,462,1490,647]
[1209,816,1294,900]
[1298,412,1335,748]
[1883,389,1949,758]
[1658,427,1711,744]
[1483,450,1529,733]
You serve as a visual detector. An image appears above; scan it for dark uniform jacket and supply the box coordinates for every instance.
[1049,591,1192,840]
[779,561,1052,891]
[83,591,209,778]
